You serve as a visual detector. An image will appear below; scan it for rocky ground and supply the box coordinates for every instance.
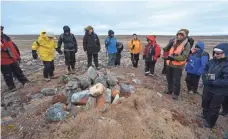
[1,35,228,139]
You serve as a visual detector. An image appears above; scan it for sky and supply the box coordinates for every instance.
[1,0,228,35]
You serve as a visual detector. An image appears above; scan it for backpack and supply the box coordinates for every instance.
[202,51,210,61]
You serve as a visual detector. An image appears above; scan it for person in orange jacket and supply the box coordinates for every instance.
[143,36,161,76]
[128,34,142,68]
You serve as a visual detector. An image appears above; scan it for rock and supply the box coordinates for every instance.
[71,90,90,105]
[79,74,92,90]
[132,78,141,84]
[31,93,44,99]
[85,96,97,110]
[127,73,135,77]
[89,83,106,97]
[105,89,112,103]
[106,72,118,87]
[157,92,163,97]
[59,75,70,84]
[70,106,85,117]
[41,88,57,96]
[96,93,106,110]
[112,94,120,104]
[45,103,68,122]
[52,93,67,104]
[111,84,121,97]
[87,66,98,81]
[66,80,80,90]
[1,116,13,125]
[26,61,33,66]
[119,83,136,97]
[94,72,107,87]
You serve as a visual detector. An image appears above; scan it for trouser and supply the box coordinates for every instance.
[87,53,99,68]
[166,66,182,96]
[145,61,156,74]
[64,51,76,71]
[130,53,139,68]
[108,53,116,67]
[202,89,224,127]
[1,62,28,89]
[222,96,228,113]
[115,53,121,66]
[43,60,55,78]
[162,60,167,74]
[185,73,200,93]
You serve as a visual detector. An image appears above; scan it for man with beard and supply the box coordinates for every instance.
[163,29,191,100]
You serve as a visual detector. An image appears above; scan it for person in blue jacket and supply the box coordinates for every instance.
[201,43,228,128]
[185,41,209,94]
[105,30,117,67]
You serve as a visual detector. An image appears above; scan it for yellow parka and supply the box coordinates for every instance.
[32,31,57,61]
[128,39,142,54]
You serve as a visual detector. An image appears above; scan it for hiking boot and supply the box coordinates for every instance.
[145,71,149,76]
[8,86,17,92]
[220,111,228,116]
[44,78,51,82]
[203,119,212,128]
[149,73,154,77]
[96,66,100,70]
[172,94,178,100]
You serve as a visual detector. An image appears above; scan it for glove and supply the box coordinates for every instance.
[56,48,63,55]
[167,55,174,61]
[32,50,38,59]
[132,45,135,50]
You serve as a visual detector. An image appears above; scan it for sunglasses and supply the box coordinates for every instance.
[214,51,224,55]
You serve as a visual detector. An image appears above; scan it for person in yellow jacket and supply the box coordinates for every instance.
[32,31,60,82]
[128,34,142,68]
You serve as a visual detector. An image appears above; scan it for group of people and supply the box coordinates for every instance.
[1,25,227,129]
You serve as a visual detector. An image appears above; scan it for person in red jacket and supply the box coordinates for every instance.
[143,36,161,76]
[1,34,29,91]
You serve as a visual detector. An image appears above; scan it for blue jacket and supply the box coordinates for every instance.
[202,43,228,96]
[105,37,117,54]
[185,41,209,76]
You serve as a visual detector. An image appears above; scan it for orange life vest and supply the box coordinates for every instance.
[166,44,187,66]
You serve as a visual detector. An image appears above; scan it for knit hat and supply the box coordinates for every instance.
[1,26,4,31]
[179,28,189,36]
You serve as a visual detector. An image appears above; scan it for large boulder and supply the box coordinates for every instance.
[45,102,68,122]
[87,66,98,81]
[71,90,90,105]
[66,80,80,90]
[89,83,106,97]
[78,74,92,90]
[41,88,57,96]
[94,72,108,87]
[106,72,118,87]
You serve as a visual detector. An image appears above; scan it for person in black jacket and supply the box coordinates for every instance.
[83,26,101,70]
[57,26,78,74]
[115,42,124,66]
[201,43,228,128]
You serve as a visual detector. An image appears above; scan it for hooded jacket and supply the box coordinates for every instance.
[1,38,20,65]
[58,26,78,52]
[202,43,228,96]
[143,36,161,62]
[31,31,57,61]
[83,30,100,54]
[185,41,209,76]
[166,29,191,69]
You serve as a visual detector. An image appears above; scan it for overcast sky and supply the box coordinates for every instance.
[1,0,228,35]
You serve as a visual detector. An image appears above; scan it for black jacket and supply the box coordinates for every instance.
[83,32,100,54]
[202,43,228,96]
[116,42,123,54]
[58,33,78,52]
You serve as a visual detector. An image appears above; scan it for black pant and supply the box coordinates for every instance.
[162,60,167,74]
[222,96,228,113]
[130,53,139,68]
[185,73,200,93]
[145,61,156,74]
[43,60,55,78]
[115,53,121,66]
[1,62,28,89]
[202,90,224,127]
[64,51,75,71]
[166,66,182,96]
[87,53,99,68]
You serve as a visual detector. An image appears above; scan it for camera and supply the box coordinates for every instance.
[207,74,215,81]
